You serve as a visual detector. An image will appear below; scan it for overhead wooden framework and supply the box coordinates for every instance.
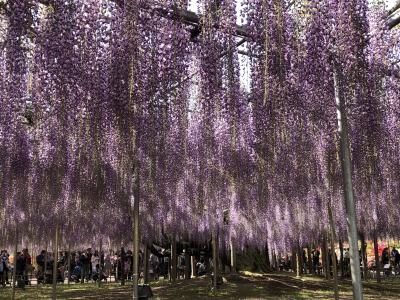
[117,1,400,36]
[2,1,399,65]
[388,3,400,30]
[19,1,400,37]
[389,0,400,16]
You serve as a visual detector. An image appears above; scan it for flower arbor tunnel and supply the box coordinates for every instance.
[0,1,400,300]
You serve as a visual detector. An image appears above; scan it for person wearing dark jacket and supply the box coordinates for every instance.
[382,248,390,265]
[16,252,26,288]
[0,250,10,287]
[79,251,88,283]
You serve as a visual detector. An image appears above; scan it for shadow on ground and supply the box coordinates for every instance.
[1,272,400,299]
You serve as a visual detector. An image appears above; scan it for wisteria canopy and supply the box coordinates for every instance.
[0,0,399,256]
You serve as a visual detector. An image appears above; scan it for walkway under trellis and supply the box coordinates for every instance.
[1,1,400,300]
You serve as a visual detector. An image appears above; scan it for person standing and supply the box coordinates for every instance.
[343,248,350,276]
[149,253,159,281]
[16,252,26,288]
[36,250,46,283]
[22,249,32,285]
[125,250,133,280]
[382,248,390,265]
[91,251,100,281]
[302,249,307,274]
[120,247,126,283]
[391,247,400,270]
[0,251,4,287]
[178,252,186,279]
[79,251,87,283]
[86,248,93,281]
[312,249,320,275]
[0,250,9,287]
[104,253,112,280]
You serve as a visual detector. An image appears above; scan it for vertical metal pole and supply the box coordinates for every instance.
[333,67,363,300]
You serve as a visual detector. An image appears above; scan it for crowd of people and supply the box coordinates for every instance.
[0,247,143,287]
[276,245,400,278]
[4,243,398,288]
[0,246,214,288]
[0,249,34,287]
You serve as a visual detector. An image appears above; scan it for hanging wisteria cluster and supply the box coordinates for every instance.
[0,0,399,255]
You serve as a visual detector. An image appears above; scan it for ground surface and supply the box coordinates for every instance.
[1,272,400,299]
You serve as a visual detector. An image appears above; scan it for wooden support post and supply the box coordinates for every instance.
[115,259,119,283]
[98,239,103,287]
[80,245,84,284]
[326,234,331,280]
[11,227,18,300]
[265,242,271,271]
[52,223,59,300]
[333,66,363,300]
[191,255,197,277]
[373,236,381,283]
[132,166,140,300]
[230,237,236,273]
[328,203,339,300]
[360,234,368,281]
[212,232,218,293]
[272,250,277,271]
[329,234,339,300]
[121,247,126,286]
[170,235,177,282]
[184,249,190,280]
[216,234,221,274]
[296,246,301,277]
[292,248,297,273]
[67,244,71,285]
[307,245,313,274]
[143,245,149,284]
[321,242,325,276]
[44,243,48,284]
[339,239,344,278]
[323,234,330,279]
